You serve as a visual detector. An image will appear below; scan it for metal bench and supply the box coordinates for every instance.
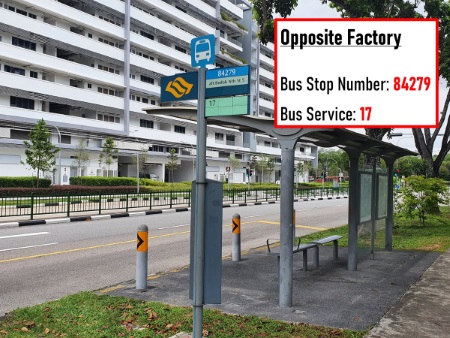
[309,235,343,267]
[266,234,343,271]
[266,239,318,271]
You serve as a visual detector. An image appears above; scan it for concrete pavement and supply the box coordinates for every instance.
[103,245,449,336]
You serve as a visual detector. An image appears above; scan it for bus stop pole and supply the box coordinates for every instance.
[192,67,207,338]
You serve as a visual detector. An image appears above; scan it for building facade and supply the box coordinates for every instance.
[0,0,317,184]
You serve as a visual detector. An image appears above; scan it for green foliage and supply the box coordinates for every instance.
[396,156,428,177]
[99,137,118,177]
[396,176,449,226]
[71,139,90,177]
[0,291,366,338]
[166,148,180,183]
[22,119,60,187]
[0,177,51,188]
[251,0,298,44]
[70,176,137,186]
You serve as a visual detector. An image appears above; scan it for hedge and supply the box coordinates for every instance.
[0,185,151,197]
[0,177,51,188]
[70,176,137,186]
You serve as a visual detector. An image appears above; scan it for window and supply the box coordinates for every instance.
[97,87,115,96]
[151,100,156,105]
[150,145,164,152]
[88,33,92,38]
[28,13,37,19]
[140,75,154,84]
[140,31,154,40]
[87,83,92,88]
[30,71,38,78]
[174,125,185,134]
[60,135,71,144]
[10,96,34,109]
[4,65,25,76]
[264,141,271,147]
[215,133,224,141]
[226,134,235,142]
[140,119,154,128]
[175,46,187,54]
[12,37,36,51]
[97,114,119,123]
[300,147,305,152]
[142,98,148,104]
[16,9,27,16]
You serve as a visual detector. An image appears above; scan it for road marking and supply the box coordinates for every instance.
[156,224,189,230]
[0,230,191,264]
[243,215,260,219]
[0,242,58,252]
[0,232,50,240]
[258,221,327,231]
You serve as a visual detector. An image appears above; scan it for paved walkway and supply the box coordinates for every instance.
[103,246,449,336]
[366,248,450,338]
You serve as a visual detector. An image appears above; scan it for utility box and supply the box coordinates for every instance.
[189,179,223,304]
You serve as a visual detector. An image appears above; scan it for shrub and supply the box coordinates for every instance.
[0,177,51,188]
[397,176,449,225]
[70,176,137,186]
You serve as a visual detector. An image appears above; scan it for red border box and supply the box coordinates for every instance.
[273,18,439,129]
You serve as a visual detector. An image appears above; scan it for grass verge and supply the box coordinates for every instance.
[0,292,365,338]
[299,206,450,253]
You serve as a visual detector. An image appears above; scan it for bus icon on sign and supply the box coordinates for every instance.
[195,38,211,63]
[191,35,215,68]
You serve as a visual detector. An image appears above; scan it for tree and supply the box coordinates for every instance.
[397,156,428,178]
[72,139,90,178]
[133,147,150,178]
[227,155,241,185]
[266,155,275,182]
[397,176,449,226]
[254,0,450,175]
[166,148,180,183]
[99,137,118,177]
[22,119,60,188]
[256,154,268,183]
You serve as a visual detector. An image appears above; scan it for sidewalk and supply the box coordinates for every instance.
[103,246,448,336]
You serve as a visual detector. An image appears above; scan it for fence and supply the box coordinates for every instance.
[0,187,348,221]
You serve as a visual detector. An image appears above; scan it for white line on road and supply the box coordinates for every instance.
[0,242,58,252]
[0,232,50,240]
[243,215,260,219]
[157,224,189,230]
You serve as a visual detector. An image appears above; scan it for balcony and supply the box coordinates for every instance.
[258,97,274,111]
[259,84,274,97]
[0,106,123,133]
[0,42,124,88]
[141,0,214,35]
[219,34,243,53]
[130,32,191,67]
[259,53,274,68]
[130,54,179,77]
[1,8,124,62]
[2,71,124,111]
[220,0,243,20]
[131,7,196,46]
[5,1,125,40]
[255,145,281,156]
[259,67,274,82]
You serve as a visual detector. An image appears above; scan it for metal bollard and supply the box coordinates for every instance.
[136,224,148,290]
[232,213,241,261]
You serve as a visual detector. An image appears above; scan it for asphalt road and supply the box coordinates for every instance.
[0,198,348,316]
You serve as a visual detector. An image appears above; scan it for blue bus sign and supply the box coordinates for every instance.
[191,35,215,68]
[205,65,250,98]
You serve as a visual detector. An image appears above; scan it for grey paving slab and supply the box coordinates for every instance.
[105,247,439,332]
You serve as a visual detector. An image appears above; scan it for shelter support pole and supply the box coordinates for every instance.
[345,149,362,271]
[279,140,296,308]
[384,158,395,251]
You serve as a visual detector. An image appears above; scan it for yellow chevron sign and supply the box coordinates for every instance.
[160,72,198,102]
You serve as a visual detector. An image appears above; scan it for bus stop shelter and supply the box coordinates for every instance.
[144,107,416,307]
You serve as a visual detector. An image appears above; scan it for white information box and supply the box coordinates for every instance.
[275,19,439,128]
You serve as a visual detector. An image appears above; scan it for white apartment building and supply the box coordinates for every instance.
[0,0,317,184]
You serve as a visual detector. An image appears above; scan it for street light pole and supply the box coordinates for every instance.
[136,152,140,193]
[52,125,62,186]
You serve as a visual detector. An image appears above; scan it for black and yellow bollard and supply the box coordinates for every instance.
[232,213,241,261]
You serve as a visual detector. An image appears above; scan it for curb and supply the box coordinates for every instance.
[0,196,348,228]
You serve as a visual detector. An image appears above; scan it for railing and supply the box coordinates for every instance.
[0,187,348,221]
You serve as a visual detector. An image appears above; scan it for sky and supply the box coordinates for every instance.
[281,0,448,154]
